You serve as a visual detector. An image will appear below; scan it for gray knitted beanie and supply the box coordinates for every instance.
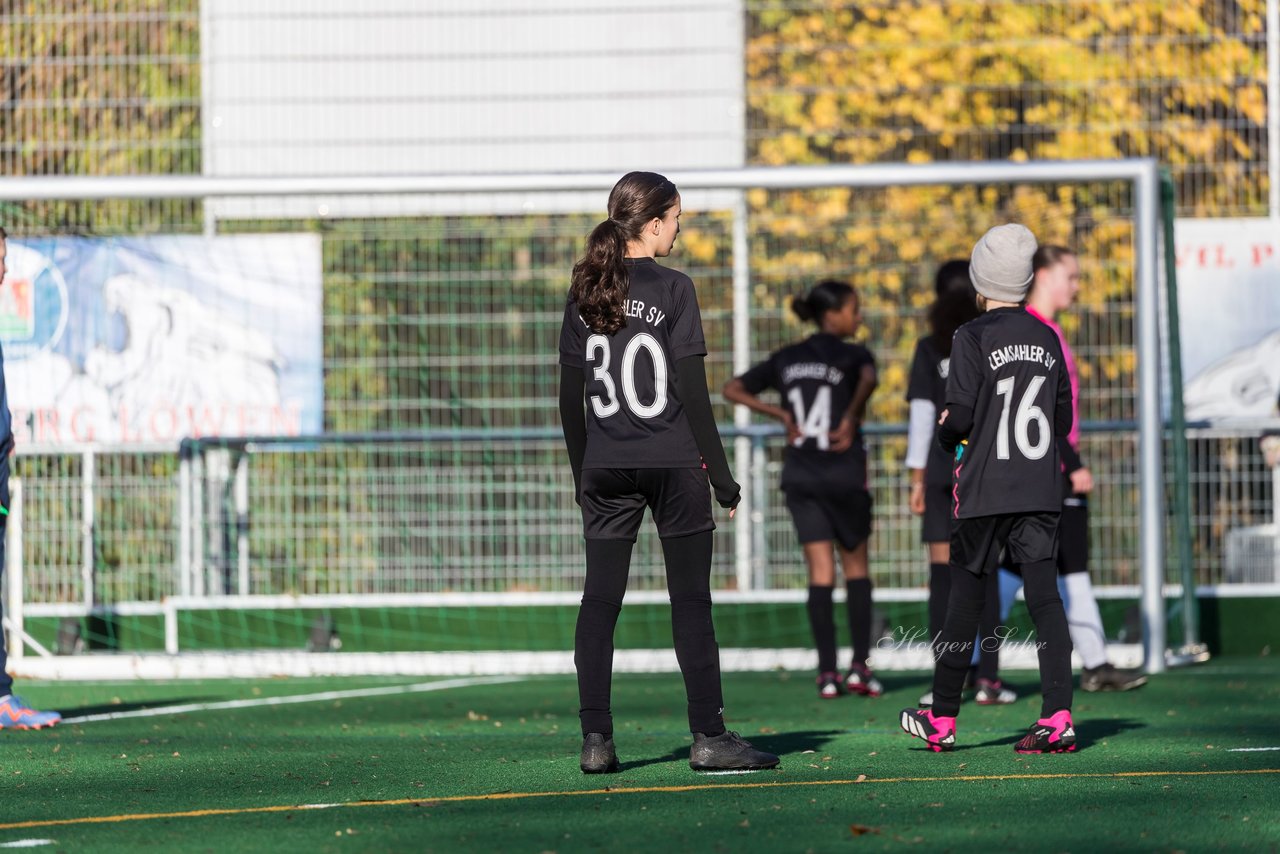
[969,223,1038,303]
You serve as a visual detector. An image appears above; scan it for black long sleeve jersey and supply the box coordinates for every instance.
[905,334,956,488]
[738,332,875,495]
[558,258,707,469]
[942,307,1073,518]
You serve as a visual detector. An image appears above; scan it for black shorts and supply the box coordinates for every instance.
[1006,495,1088,576]
[580,467,715,541]
[785,490,873,551]
[952,512,1059,577]
[1057,495,1088,575]
[921,482,952,544]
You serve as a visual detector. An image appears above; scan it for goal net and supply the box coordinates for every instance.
[0,161,1175,680]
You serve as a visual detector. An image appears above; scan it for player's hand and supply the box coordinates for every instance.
[781,413,802,446]
[713,481,741,513]
[828,415,856,453]
[1069,467,1094,495]
[938,408,949,426]
[909,481,926,515]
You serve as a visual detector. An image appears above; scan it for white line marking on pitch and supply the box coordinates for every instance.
[0,840,55,848]
[1227,747,1280,752]
[59,676,524,724]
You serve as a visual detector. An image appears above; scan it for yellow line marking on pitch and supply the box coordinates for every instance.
[3,768,1278,832]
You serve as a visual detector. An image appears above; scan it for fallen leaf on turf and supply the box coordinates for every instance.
[850,824,881,836]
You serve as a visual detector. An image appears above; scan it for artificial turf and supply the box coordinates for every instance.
[1,657,1277,852]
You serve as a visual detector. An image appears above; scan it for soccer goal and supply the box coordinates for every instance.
[0,159,1186,680]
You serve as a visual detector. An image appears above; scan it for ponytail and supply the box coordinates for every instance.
[570,171,679,335]
[570,219,629,335]
[791,279,855,325]
[790,294,816,322]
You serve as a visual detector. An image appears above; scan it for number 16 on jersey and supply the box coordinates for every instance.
[994,375,1049,461]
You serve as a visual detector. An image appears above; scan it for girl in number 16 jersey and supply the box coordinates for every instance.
[900,224,1077,755]
[558,172,778,775]
[724,281,880,700]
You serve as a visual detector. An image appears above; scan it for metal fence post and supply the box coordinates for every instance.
[192,449,205,598]
[82,449,96,609]
[732,191,753,591]
[6,479,23,662]
[234,451,250,595]
[179,440,192,597]
[750,430,769,590]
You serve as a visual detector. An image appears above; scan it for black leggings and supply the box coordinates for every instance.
[932,560,1073,719]
[929,562,1002,682]
[575,531,725,737]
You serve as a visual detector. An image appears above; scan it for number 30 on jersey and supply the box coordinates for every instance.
[586,333,668,419]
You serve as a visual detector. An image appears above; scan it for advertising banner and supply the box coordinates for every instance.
[1175,219,1280,422]
[1,234,323,446]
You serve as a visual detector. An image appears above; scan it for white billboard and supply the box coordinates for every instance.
[1175,218,1280,422]
[2,236,323,446]
[203,0,745,217]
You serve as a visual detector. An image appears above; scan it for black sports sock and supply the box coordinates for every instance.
[806,585,837,673]
[927,562,950,654]
[663,532,726,737]
[575,539,633,736]
[846,578,873,666]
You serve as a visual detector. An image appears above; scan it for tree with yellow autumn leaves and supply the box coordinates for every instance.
[733,0,1269,425]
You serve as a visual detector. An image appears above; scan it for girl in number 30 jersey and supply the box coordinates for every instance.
[558,172,778,775]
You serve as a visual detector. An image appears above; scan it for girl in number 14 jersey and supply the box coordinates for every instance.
[724,281,880,700]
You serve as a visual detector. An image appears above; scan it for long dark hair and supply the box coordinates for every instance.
[791,279,855,324]
[569,171,679,335]
[928,259,979,357]
[933,259,969,296]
